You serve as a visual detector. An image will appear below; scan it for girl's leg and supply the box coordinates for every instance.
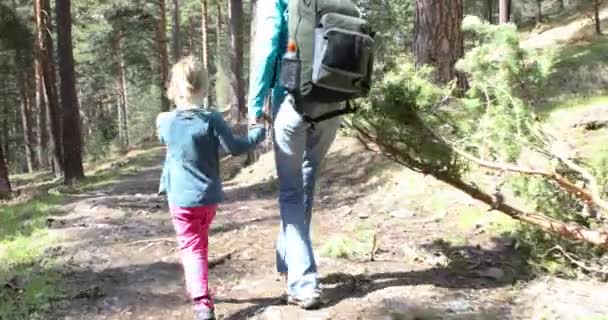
[170,205,217,309]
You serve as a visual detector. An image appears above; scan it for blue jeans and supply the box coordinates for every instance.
[272,95,341,297]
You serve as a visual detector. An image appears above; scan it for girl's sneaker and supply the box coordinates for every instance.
[194,296,215,320]
[194,307,215,320]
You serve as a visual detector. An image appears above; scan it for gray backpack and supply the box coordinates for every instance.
[280,0,375,110]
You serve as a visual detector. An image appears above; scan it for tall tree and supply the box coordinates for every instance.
[118,35,130,146]
[35,0,63,176]
[594,0,602,35]
[110,31,131,146]
[228,0,246,121]
[536,0,543,23]
[499,0,510,23]
[17,69,34,172]
[157,0,171,111]
[413,0,465,87]
[56,0,85,183]
[172,0,182,61]
[201,0,212,105]
[486,0,494,24]
[0,142,10,199]
[33,40,48,168]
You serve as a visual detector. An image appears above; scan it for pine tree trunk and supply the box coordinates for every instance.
[499,0,510,23]
[594,0,602,35]
[559,0,565,10]
[536,0,543,23]
[228,0,246,121]
[201,0,212,106]
[33,48,48,168]
[118,37,130,146]
[414,0,466,88]
[486,0,494,23]
[36,0,63,177]
[214,0,223,107]
[116,97,123,144]
[172,0,182,62]
[18,70,34,173]
[56,0,85,184]
[157,0,170,111]
[1,111,9,164]
[0,142,11,199]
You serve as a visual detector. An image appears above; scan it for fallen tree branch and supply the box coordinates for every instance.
[124,237,176,247]
[434,170,608,248]
[452,146,604,210]
[558,156,608,217]
[209,249,236,268]
[352,121,608,249]
[547,245,608,275]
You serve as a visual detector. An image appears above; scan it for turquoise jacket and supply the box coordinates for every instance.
[158,109,265,208]
[248,0,289,119]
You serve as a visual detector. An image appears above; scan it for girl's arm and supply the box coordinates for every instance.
[212,113,265,156]
[156,112,173,144]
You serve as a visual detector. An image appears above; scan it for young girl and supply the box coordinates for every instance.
[157,56,265,320]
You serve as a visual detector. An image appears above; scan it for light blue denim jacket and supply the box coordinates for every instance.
[158,109,265,208]
[248,0,289,119]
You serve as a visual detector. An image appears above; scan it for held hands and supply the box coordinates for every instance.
[249,112,272,129]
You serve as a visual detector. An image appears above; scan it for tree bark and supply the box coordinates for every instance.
[414,0,466,88]
[33,44,48,168]
[157,0,170,111]
[18,70,34,173]
[487,0,494,24]
[201,0,212,106]
[172,0,182,62]
[56,0,85,184]
[499,0,510,23]
[594,0,602,35]
[558,0,565,10]
[0,142,11,199]
[116,97,123,144]
[36,0,63,177]
[118,36,130,146]
[228,0,246,121]
[214,0,223,107]
[536,0,543,23]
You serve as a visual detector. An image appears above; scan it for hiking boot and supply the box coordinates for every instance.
[287,289,323,310]
[194,307,215,320]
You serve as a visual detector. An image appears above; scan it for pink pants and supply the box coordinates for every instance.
[170,205,217,308]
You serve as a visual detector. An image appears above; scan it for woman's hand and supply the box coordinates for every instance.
[249,112,272,128]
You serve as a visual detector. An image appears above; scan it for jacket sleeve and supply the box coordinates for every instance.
[212,113,266,156]
[156,112,172,144]
[247,0,284,119]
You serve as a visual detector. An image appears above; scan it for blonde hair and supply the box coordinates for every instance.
[166,55,208,107]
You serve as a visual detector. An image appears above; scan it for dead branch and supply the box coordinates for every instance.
[209,249,236,268]
[124,237,176,247]
[433,170,608,248]
[547,245,608,275]
[452,146,603,210]
[558,156,608,216]
[352,121,608,248]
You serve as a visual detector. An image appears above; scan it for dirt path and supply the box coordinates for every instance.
[45,138,608,320]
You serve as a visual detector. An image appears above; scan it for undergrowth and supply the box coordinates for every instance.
[0,196,64,319]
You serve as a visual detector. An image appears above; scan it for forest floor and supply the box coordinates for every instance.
[8,117,608,320]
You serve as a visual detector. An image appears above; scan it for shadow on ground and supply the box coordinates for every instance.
[221,235,531,319]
